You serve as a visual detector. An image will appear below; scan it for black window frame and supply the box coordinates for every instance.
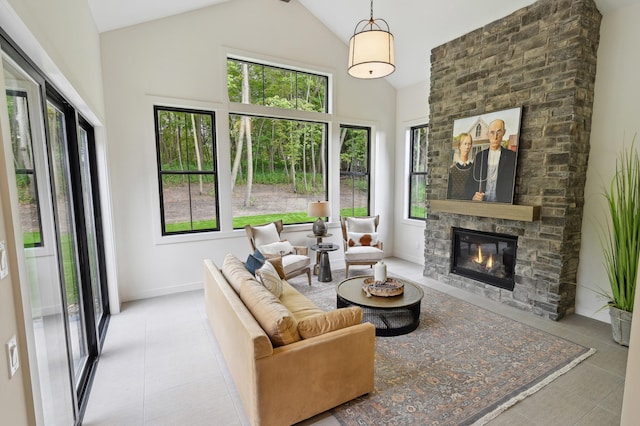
[154,105,220,236]
[408,124,429,221]
[5,88,45,247]
[227,58,329,113]
[339,124,371,217]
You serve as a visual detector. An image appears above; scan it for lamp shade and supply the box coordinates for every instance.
[308,201,330,218]
[348,20,395,79]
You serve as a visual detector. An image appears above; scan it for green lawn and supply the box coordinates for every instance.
[165,208,370,232]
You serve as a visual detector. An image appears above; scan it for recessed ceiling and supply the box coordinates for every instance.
[87,0,635,89]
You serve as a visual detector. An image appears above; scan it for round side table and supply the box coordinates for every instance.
[311,243,339,282]
[307,233,333,275]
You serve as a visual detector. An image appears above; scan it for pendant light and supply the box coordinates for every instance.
[348,0,395,79]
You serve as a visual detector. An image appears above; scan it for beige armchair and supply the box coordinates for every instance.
[340,215,384,277]
[245,220,312,285]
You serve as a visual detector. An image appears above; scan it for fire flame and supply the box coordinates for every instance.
[486,254,494,270]
[474,246,483,263]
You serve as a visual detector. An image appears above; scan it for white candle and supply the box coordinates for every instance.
[374,261,387,283]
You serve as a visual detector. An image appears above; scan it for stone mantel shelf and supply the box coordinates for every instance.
[430,200,541,222]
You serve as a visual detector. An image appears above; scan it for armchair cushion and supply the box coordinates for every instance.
[251,222,280,247]
[347,231,379,247]
[347,217,377,233]
[259,240,295,257]
[281,254,310,275]
[344,246,384,262]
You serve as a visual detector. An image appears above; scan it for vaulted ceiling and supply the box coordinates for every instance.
[87,0,634,89]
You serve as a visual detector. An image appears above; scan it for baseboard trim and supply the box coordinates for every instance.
[123,281,203,302]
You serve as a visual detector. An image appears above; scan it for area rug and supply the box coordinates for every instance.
[287,270,595,426]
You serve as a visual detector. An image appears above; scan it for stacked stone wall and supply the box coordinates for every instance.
[425,0,601,320]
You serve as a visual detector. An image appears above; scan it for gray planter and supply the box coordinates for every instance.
[609,306,633,346]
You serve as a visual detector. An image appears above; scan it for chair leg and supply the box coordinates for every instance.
[345,264,349,278]
[306,268,312,286]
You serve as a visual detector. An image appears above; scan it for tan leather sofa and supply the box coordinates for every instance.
[204,256,376,426]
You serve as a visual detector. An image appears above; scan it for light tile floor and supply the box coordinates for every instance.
[83,257,628,425]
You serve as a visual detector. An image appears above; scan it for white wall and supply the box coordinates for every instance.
[5,0,104,123]
[99,0,397,302]
[576,1,640,322]
[394,81,429,264]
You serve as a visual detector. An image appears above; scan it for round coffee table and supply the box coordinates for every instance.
[336,276,424,336]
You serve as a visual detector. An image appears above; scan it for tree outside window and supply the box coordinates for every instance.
[154,107,220,235]
[409,124,429,220]
[6,89,43,247]
[227,58,329,228]
[340,125,370,217]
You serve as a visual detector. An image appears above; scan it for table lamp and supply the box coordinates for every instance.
[308,201,330,236]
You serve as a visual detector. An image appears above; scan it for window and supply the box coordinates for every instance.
[154,106,220,235]
[409,124,428,220]
[340,125,370,217]
[5,89,44,247]
[228,58,329,228]
[227,58,327,113]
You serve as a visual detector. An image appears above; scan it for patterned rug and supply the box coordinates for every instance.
[287,269,595,426]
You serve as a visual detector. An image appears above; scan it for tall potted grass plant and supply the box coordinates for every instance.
[600,139,640,346]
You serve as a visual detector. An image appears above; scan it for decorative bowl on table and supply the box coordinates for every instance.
[362,277,404,297]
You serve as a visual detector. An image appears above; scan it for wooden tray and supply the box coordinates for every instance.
[362,277,404,297]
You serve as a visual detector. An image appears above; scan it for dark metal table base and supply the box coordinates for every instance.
[318,251,332,282]
[337,296,421,336]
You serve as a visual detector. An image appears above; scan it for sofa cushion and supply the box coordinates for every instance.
[347,231,379,247]
[222,253,257,293]
[259,240,295,257]
[240,280,301,347]
[347,216,376,233]
[252,222,280,248]
[344,246,384,262]
[245,249,266,275]
[280,282,324,322]
[297,307,364,339]
[256,261,283,298]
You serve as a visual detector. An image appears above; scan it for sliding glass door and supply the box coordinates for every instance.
[2,39,109,425]
[46,97,89,388]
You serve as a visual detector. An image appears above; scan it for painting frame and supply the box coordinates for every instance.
[446,106,522,204]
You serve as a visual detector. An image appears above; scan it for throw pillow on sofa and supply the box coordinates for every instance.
[297,307,363,339]
[266,256,286,279]
[240,279,301,347]
[256,261,283,298]
[245,249,266,275]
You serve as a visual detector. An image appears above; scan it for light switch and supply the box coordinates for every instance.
[0,241,7,279]
[6,335,19,378]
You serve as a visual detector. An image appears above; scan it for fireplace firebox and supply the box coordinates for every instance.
[451,228,517,291]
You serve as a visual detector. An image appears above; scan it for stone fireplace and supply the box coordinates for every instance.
[423,0,602,320]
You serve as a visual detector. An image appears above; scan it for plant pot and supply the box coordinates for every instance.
[609,306,633,347]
